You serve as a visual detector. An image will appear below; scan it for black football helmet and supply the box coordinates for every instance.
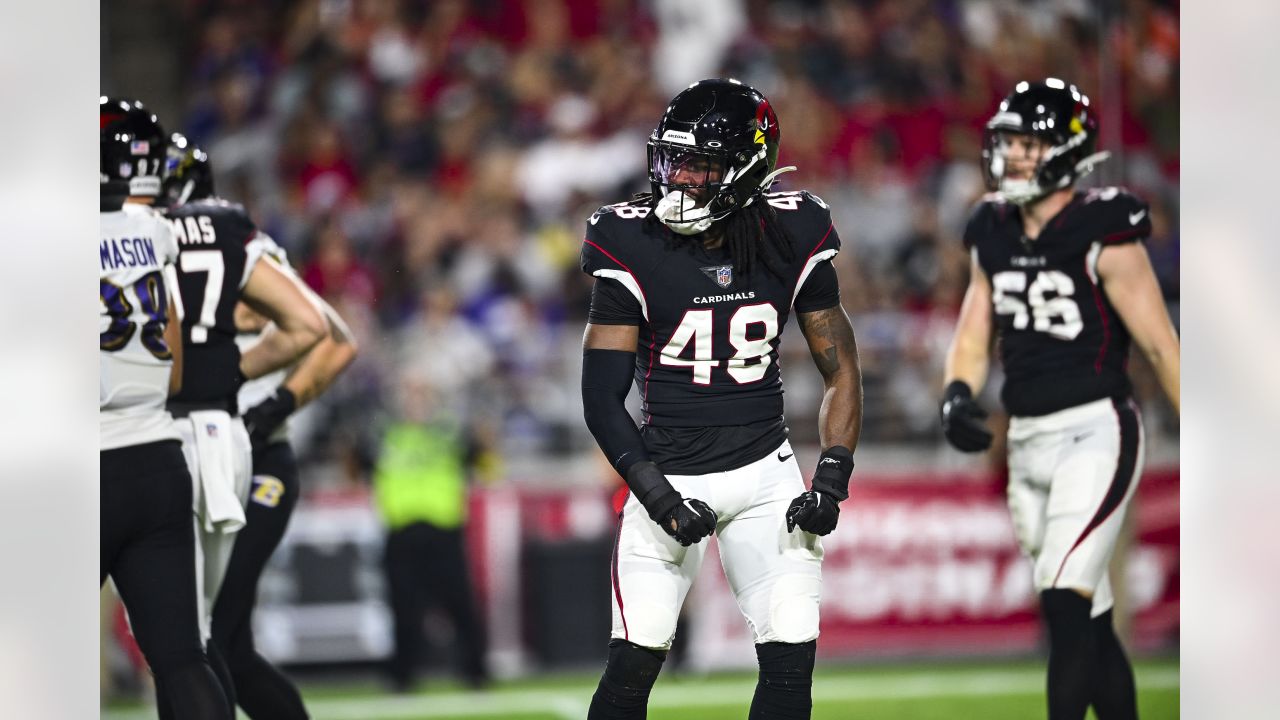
[163,132,215,206]
[648,79,795,234]
[981,78,1110,205]
[100,96,167,199]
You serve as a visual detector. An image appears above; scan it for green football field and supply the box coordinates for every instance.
[103,656,1178,719]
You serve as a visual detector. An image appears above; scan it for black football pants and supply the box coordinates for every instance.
[384,521,489,687]
[101,440,232,720]
[211,439,310,720]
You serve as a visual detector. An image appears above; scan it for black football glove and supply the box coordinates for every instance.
[940,381,993,452]
[626,461,717,546]
[786,446,853,536]
[241,387,297,447]
[786,491,839,535]
[659,498,718,546]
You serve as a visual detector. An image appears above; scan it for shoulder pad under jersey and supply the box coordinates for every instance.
[1079,186,1152,245]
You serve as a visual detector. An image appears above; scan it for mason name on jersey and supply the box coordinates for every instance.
[964,186,1152,416]
[100,236,162,271]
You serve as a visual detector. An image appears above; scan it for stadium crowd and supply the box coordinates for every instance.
[139,0,1180,483]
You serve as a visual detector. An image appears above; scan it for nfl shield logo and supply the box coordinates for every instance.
[205,423,218,438]
[714,265,733,288]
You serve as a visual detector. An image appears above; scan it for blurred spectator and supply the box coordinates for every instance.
[372,376,491,691]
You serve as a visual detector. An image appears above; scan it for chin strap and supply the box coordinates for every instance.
[1073,150,1111,178]
[655,191,714,235]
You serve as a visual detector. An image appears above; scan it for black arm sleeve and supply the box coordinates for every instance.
[581,349,650,476]
[581,349,684,521]
[587,278,643,325]
[794,260,841,313]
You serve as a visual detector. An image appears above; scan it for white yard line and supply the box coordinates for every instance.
[101,666,1179,720]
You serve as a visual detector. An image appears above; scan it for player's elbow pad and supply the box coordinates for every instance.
[582,349,649,475]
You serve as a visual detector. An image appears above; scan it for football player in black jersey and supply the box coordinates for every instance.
[167,136,361,719]
[580,79,864,720]
[158,134,327,718]
[942,79,1180,720]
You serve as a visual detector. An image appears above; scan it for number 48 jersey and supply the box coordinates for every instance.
[100,202,181,450]
[166,198,266,406]
[581,191,842,471]
[965,187,1153,417]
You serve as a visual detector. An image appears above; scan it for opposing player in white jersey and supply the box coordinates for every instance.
[157,134,326,716]
[942,79,1180,720]
[100,97,232,720]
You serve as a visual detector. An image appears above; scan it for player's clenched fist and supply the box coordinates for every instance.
[626,461,717,546]
[786,446,854,536]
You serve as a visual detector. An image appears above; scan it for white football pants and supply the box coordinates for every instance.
[610,440,824,650]
[1007,397,1144,617]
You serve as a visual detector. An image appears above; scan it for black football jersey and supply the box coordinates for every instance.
[582,191,842,472]
[167,198,262,406]
[964,187,1152,417]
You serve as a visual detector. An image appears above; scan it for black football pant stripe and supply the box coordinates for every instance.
[1052,398,1141,586]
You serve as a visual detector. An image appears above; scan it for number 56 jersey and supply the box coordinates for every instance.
[965,187,1153,417]
[581,191,842,468]
[100,202,181,450]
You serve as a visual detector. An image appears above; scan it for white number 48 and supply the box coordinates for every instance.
[660,304,779,384]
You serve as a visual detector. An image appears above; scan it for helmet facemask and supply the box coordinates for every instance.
[648,138,794,235]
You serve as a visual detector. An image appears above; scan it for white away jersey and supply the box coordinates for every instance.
[100,203,181,450]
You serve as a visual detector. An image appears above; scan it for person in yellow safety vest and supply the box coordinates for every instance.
[372,378,491,692]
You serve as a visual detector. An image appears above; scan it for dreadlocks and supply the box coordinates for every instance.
[637,192,797,284]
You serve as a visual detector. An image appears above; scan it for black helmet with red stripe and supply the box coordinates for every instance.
[647,79,794,235]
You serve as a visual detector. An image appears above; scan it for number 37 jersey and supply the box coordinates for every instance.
[965,187,1152,417]
[100,203,181,450]
[581,191,842,432]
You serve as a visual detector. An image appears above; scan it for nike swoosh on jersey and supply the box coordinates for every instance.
[1128,210,1146,225]
[777,452,793,462]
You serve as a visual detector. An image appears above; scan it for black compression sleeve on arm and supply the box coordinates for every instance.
[581,349,651,477]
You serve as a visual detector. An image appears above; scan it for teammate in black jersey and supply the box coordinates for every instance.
[581,79,864,720]
[941,79,1180,720]
[158,134,326,718]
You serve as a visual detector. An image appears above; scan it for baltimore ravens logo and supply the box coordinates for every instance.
[701,265,733,288]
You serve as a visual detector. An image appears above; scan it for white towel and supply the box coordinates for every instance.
[187,410,247,534]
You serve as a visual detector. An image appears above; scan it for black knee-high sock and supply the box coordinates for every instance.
[1041,589,1097,720]
[588,639,667,720]
[749,641,816,720]
[1091,610,1138,719]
